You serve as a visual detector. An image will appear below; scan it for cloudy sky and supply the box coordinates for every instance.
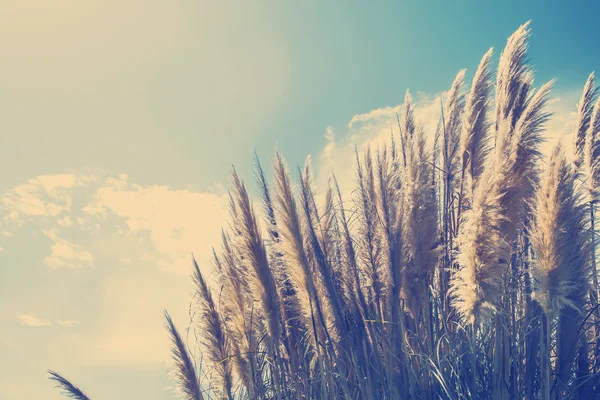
[1,1,599,399]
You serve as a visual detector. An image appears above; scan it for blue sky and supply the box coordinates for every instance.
[1,1,599,399]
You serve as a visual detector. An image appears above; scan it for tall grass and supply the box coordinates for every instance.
[50,22,600,399]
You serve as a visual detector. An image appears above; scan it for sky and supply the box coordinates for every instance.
[1,1,599,399]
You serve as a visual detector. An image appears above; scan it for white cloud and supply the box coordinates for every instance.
[1,171,226,366]
[1,170,228,275]
[348,105,401,128]
[43,226,60,241]
[57,320,80,327]
[83,175,229,274]
[45,239,95,269]
[57,216,72,227]
[321,126,337,171]
[17,314,51,327]
[1,173,92,226]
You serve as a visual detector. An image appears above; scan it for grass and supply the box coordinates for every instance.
[49,21,600,399]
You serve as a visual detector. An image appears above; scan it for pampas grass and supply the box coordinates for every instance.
[191,258,233,399]
[49,22,600,400]
[531,144,589,316]
[576,73,599,168]
[442,69,466,196]
[271,149,325,357]
[48,371,92,400]
[451,21,553,324]
[531,143,590,398]
[165,310,206,400]
[230,169,281,351]
[401,100,438,323]
[460,48,494,206]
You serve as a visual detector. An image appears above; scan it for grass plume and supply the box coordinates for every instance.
[48,371,92,400]
[165,310,206,400]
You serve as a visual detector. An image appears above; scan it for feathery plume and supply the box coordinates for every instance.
[399,93,438,320]
[452,80,553,323]
[530,144,590,387]
[501,80,554,235]
[531,144,588,314]
[401,122,438,320]
[254,152,279,242]
[355,147,387,320]
[219,210,256,393]
[377,146,405,325]
[332,173,369,322]
[230,168,281,347]
[48,371,92,400]
[272,150,324,349]
[451,171,509,323]
[320,181,337,261]
[495,20,533,131]
[400,90,416,168]
[442,69,467,194]
[452,21,553,323]
[254,153,304,371]
[191,258,233,398]
[299,158,345,338]
[584,96,600,202]
[575,73,599,166]
[460,48,494,201]
[164,310,205,400]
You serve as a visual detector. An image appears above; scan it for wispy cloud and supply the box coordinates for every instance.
[322,126,336,159]
[57,216,72,227]
[1,170,228,274]
[82,174,228,274]
[347,105,402,128]
[17,314,51,327]
[0,171,229,367]
[57,320,80,327]
[1,173,93,226]
[45,239,95,269]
